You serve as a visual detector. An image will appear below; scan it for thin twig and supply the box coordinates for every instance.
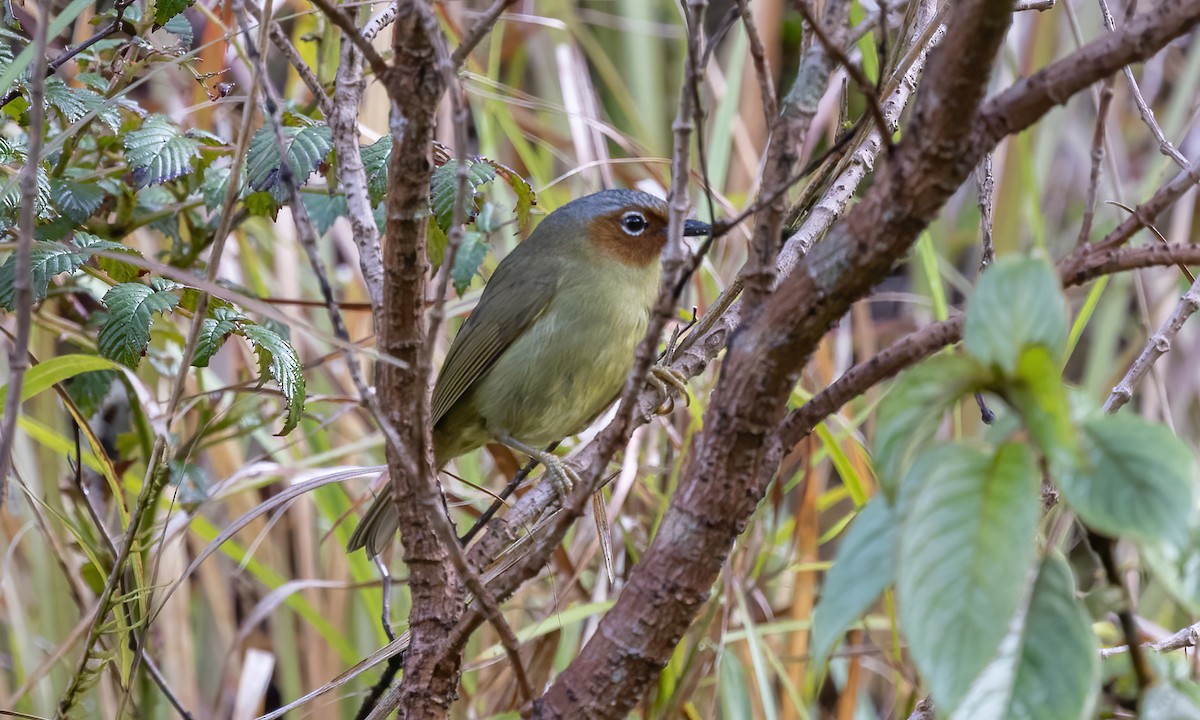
[1101,618,1200,657]
[0,4,47,511]
[0,18,132,109]
[361,1,398,42]
[794,0,894,153]
[308,0,390,78]
[974,154,996,424]
[737,0,778,122]
[449,0,519,68]
[1077,74,1115,246]
[1104,277,1200,413]
[1097,0,1189,169]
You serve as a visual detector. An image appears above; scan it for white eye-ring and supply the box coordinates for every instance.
[620,211,648,236]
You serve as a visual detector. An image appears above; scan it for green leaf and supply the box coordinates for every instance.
[1141,684,1200,720]
[153,0,194,26]
[68,370,119,419]
[51,180,108,224]
[953,552,1098,720]
[898,442,1040,713]
[360,136,391,205]
[193,307,241,367]
[302,192,347,235]
[450,231,489,296]
[202,164,231,211]
[43,78,120,131]
[74,231,143,283]
[244,124,334,202]
[964,257,1068,376]
[1058,414,1196,544]
[241,323,306,435]
[1007,553,1098,720]
[161,10,194,43]
[0,240,86,310]
[430,160,496,232]
[0,161,50,218]
[244,191,278,218]
[97,282,181,367]
[1143,527,1200,614]
[0,354,122,414]
[485,158,536,230]
[1004,345,1079,473]
[873,354,991,498]
[810,497,897,665]
[124,115,200,188]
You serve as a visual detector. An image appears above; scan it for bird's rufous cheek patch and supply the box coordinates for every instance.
[588,215,669,267]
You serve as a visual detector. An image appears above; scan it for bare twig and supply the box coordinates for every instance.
[242,1,333,115]
[1105,277,1200,413]
[1014,0,1056,10]
[1101,619,1200,657]
[362,1,398,41]
[450,0,520,68]
[0,5,47,511]
[1077,75,1115,246]
[737,0,778,122]
[974,153,996,423]
[794,0,894,154]
[308,0,390,78]
[1097,0,1189,169]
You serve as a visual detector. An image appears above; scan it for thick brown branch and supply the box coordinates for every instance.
[531,1,1014,716]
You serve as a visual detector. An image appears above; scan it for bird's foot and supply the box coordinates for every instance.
[648,365,691,415]
[540,452,580,500]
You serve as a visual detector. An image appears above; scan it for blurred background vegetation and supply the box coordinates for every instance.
[1,0,1198,718]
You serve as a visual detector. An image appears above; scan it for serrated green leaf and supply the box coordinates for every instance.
[485,158,536,230]
[51,179,108,224]
[161,11,193,44]
[898,442,1040,714]
[810,496,896,665]
[0,240,87,309]
[244,191,277,217]
[1059,414,1196,544]
[74,231,143,283]
[450,231,489,296]
[302,192,347,235]
[97,282,180,367]
[201,164,231,211]
[360,136,391,205]
[244,124,333,202]
[153,0,194,26]
[241,323,305,435]
[193,307,241,367]
[124,115,200,188]
[1,162,50,218]
[430,160,496,232]
[44,78,120,131]
[964,257,1068,376]
[873,354,992,498]
[67,369,119,419]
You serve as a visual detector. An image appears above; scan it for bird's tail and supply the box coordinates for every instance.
[346,486,401,557]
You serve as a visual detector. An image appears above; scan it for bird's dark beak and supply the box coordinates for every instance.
[683,219,712,237]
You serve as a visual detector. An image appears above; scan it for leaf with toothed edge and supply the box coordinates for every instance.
[241,322,306,435]
[97,280,181,367]
[124,115,200,188]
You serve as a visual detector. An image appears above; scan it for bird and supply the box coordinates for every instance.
[347,188,712,557]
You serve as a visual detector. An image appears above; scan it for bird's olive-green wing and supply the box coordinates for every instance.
[431,276,557,425]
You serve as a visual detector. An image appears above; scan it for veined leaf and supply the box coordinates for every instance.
[360,136,391,205]
[1058,414,1196,545]
[124,114,200,188]
[0,240,87,310]
[51,180,108,224]
[450,231,489,295]
[74,231,144,283]
[964,257,1068,376]
[244,124,334,202]
[873,353,992,498]
[241,323,306,435]
[430,159,496,232]
[898,442,1040,714]
[193,307,241,367]
[98,281,181,367]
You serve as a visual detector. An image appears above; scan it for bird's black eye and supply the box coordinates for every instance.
[620,211,647,236]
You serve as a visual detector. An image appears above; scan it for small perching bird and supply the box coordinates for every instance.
[348,188,711,557]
